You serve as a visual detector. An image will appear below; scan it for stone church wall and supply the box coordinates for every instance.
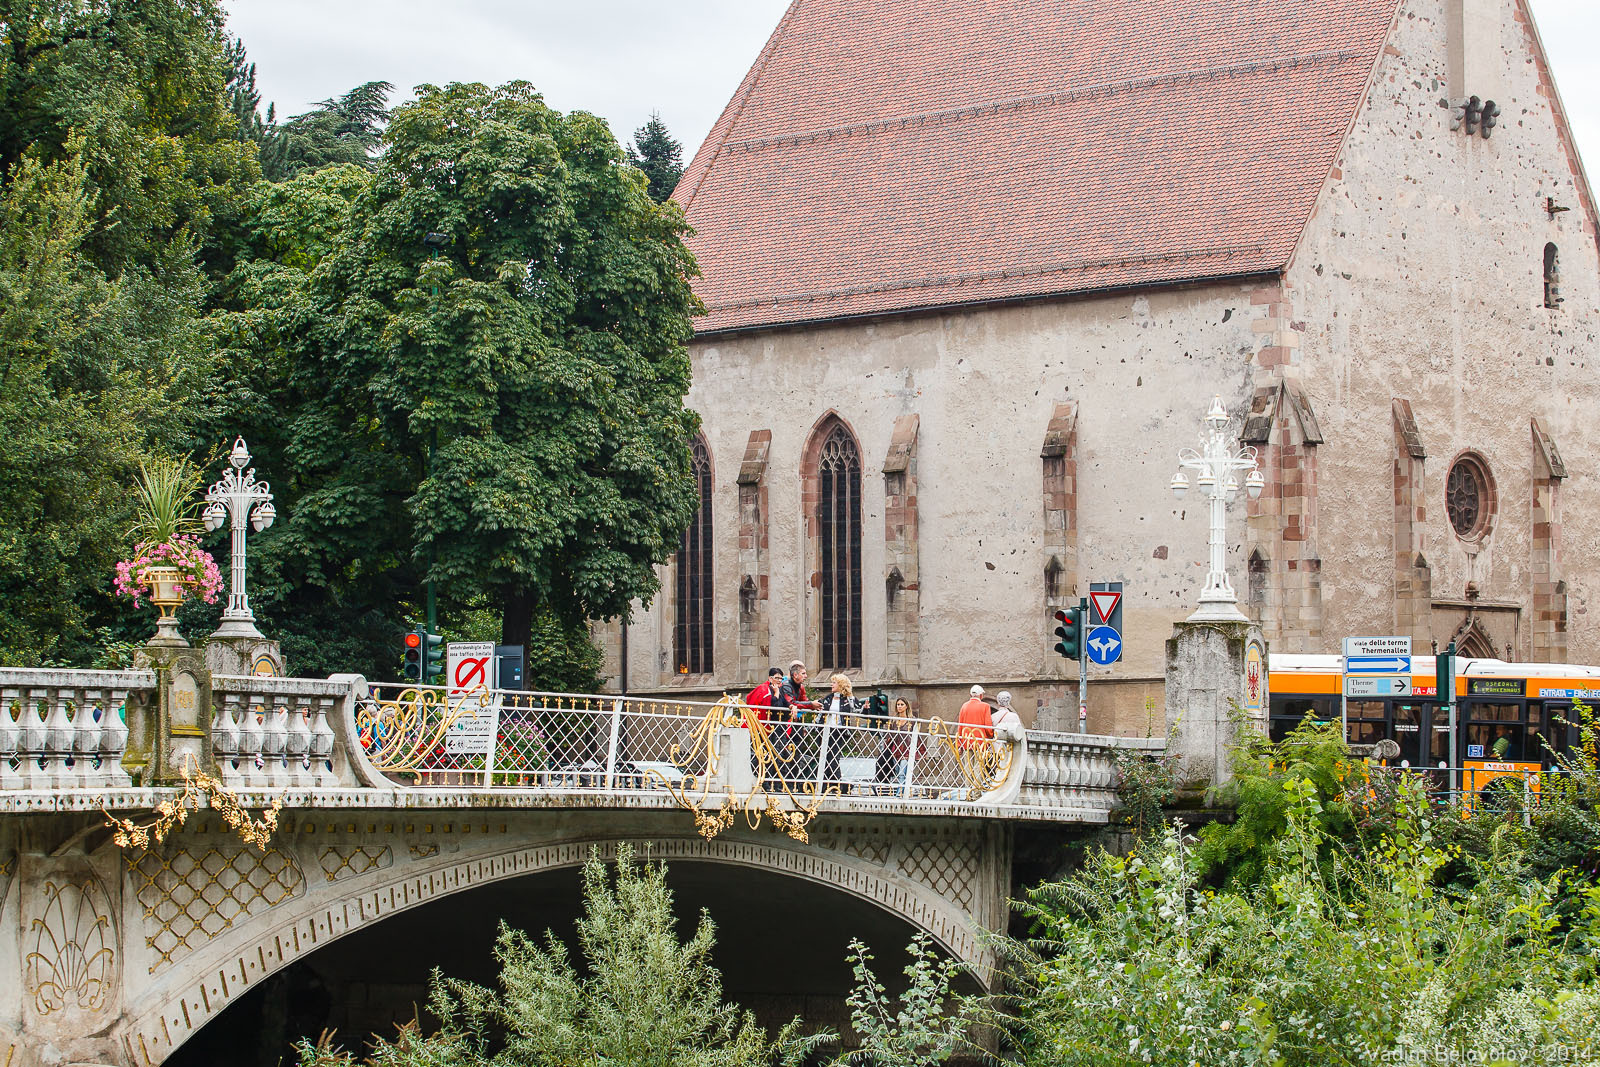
[1287,0,1600,663]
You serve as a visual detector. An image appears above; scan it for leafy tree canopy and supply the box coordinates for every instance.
[296,847,826,1067]
[257,81,703,653]
[627,111,685,202]
[259,81,392,182]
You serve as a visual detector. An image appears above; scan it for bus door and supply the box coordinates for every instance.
[1389,699,1432,768]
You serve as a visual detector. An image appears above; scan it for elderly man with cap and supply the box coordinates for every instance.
[957,684,994,750]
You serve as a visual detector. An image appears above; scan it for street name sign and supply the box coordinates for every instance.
[1343,636,1412,657]
[1345,676,1412,698]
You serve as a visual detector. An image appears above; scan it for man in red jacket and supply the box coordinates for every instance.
[957,684,995,750]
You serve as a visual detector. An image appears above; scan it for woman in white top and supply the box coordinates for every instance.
[820,674,861,789]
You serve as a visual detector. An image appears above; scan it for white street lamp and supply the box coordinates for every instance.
[1171,395,1263,622]
[206,437,275,639]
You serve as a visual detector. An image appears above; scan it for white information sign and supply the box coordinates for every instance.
[1344,676,1412,698]
[445,641,498,754]
[1343,636,1412,657]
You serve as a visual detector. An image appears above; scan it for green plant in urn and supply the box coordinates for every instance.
[113,458,223,647]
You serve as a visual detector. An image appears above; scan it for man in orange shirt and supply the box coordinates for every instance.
[957,685,994,750]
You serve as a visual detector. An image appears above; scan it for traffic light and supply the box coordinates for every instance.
[421,631,444,682]
[402,630,424,682]
[1053,607,1083,661]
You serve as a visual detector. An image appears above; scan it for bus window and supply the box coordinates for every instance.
[1270,697,1336,741]
[1463,699,1531,761]
[1346,700,1386,746]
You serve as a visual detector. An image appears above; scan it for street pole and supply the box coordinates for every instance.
[1443,640,1458,796]
[423,232,447,639]
[1077,595,1089,734]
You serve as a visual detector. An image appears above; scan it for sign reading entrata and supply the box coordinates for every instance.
[446,641,499,755]
[1345,676,1412,698]
[1343,636,1412,657]
[1538,687,1600,700]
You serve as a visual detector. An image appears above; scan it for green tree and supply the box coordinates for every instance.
[268,80,702,654]
[0,146,208,662]
[627,111,685,202]
[841,935,967,1067]
[0,0,260,279]
[297,847,827,1067]
[259,81,392,182]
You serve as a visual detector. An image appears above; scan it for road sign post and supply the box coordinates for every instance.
[1341,636,1412,745]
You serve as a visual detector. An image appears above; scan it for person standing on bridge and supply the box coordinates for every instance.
[957,685,994,750]
[743,667,783,726]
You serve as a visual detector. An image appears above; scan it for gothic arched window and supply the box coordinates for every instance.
[674,437,713,674]
[817,424,863,669]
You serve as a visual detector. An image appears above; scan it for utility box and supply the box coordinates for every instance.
[495,645,526,691]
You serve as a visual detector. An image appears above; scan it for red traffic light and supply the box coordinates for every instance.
[1053,608,1071,624]
[404,632,422,648]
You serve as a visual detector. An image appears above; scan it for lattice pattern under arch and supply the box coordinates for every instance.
[128,846,303,972]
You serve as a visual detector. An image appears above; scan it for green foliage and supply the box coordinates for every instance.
[235,80,703,655]
[1112,748,1180,839]
[296,846,828,1067]
[127,455,207,545]
[840,934,967,1067]
[994,781,1600,1066]
[627,112,685,202]
[1194,718,1365,888]
[0,0,261,279]
[0,143,209,663]
[524,609,605,692]
[260,82,392,182]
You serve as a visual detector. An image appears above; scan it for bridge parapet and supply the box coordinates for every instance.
[0,668,147,791]
[0,667,1163,826]
[1016,731,1163,817]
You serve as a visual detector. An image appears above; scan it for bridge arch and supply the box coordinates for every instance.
[112,814,1007,1066]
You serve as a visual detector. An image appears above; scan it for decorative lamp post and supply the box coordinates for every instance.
[1171,396,1264,623]
[205,437,276,639]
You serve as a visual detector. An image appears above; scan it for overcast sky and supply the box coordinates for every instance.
[224,0,1600,174]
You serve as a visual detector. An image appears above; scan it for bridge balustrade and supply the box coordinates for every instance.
[0,668,144,790]
[0,667,1149,822]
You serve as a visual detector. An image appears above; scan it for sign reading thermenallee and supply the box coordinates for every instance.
[1343,636,1412,657]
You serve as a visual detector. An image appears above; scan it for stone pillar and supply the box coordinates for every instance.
[137,645,215,784]
[736,430,772,685]
[1242,379,1324,652]
[1165,620,1268,789]
[1531,418,1568,662]
[1036,402,1079,731]
[205,634,285,678]
[882,415,920,683]
[1392,399,1433,644]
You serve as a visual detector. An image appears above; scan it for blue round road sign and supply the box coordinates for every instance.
[1086,625,1123,665]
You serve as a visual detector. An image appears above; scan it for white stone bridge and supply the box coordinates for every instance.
[0,665,1159,1067]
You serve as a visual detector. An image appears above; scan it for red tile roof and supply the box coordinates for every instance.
[676,0,1401,335]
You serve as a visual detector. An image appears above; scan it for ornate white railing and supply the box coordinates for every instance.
[0,668,1155,825]
[0,669,146,789]
[1018,731,1163,814]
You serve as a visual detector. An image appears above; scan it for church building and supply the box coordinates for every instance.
[603,0,1600,733]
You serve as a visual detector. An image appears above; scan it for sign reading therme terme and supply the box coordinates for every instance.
[445,641,498,754]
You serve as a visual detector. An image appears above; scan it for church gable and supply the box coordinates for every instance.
[679,0,1404,336]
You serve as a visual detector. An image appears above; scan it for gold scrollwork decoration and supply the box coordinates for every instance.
[354,685,494,773]
[25,877,115,1017]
